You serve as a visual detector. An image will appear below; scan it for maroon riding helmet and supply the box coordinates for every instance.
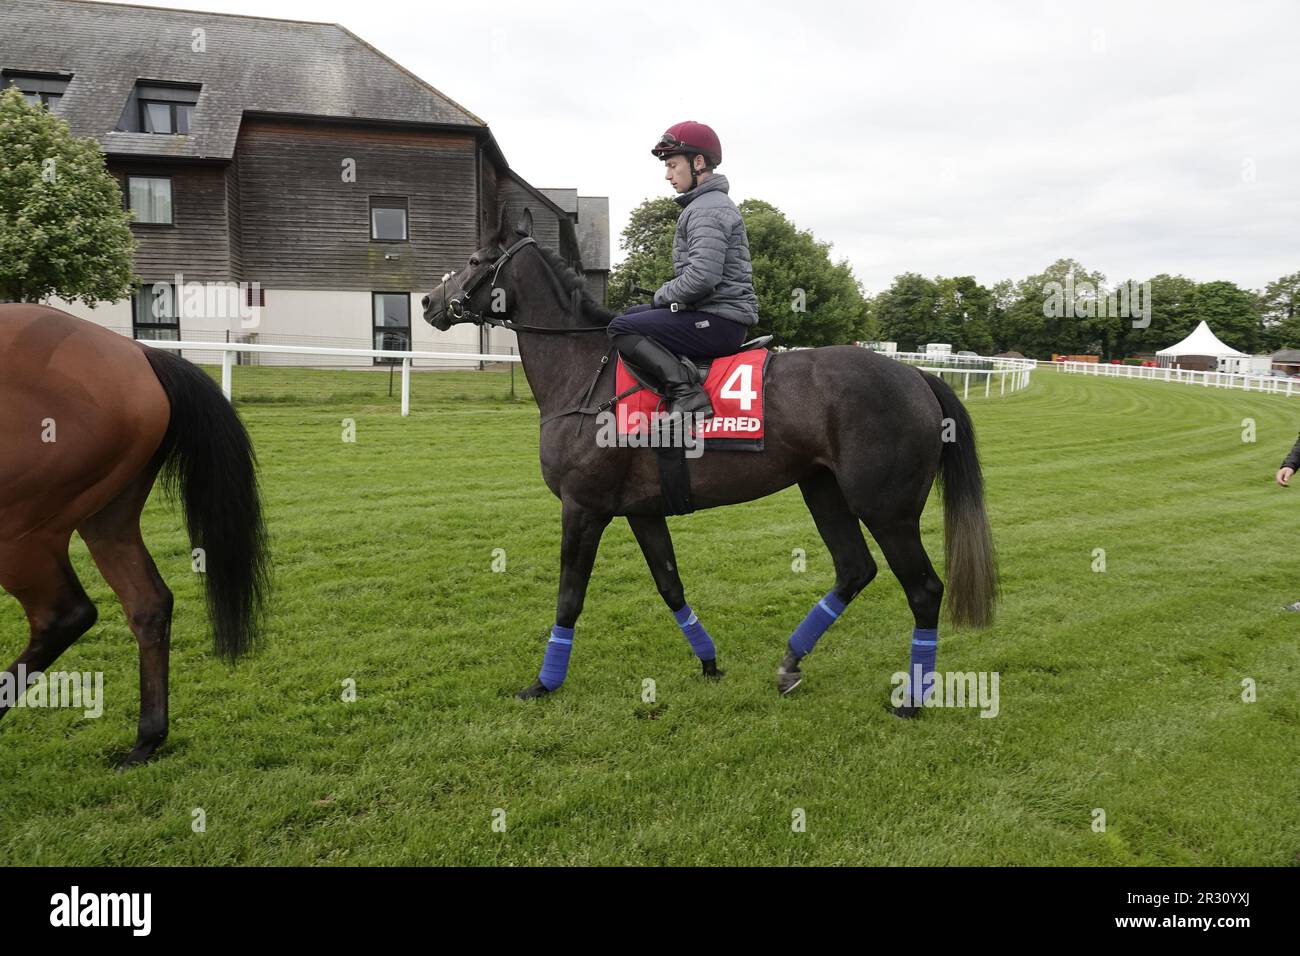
[651,121,722,188]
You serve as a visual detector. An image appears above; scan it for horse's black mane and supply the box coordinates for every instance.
[529,240,616,325]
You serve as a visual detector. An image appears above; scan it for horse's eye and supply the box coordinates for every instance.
[469,257,480,266]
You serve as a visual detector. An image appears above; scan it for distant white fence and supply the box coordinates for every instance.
[138,338,1040,415]
[140,340,520,416]
[880,350,1037,399]
[1054,360,1300,397]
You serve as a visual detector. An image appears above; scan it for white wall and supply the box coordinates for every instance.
[45,295,132,333]
[44,289,499,369]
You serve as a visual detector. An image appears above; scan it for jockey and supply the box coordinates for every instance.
[607,121,761,420]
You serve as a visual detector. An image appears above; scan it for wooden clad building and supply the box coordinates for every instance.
[1,0,610,363]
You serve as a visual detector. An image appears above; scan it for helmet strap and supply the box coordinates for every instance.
[689,154,704,189]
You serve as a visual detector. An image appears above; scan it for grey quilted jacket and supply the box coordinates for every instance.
[653,174,760,327]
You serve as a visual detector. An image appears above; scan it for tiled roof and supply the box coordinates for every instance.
[1,0,486,160]
[539,188,578,215]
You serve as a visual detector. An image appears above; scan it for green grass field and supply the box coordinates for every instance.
[1,363,1297,865]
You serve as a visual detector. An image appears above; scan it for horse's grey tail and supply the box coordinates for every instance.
[921,372,998,629]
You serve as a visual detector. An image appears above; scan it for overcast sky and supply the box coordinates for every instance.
[94,0,1299,294]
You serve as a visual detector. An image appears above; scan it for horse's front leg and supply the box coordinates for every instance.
[516,499,612,699]
[627,514,723,679]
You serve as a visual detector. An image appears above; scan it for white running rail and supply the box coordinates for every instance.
[1054,360,1300,397]
[139,339,521,417]
[138,339,1041,414]
[879,350,1037,399]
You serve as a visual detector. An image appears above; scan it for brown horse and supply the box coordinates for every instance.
[0,304,267,767]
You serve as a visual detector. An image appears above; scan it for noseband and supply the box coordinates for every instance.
[443,234,537,323]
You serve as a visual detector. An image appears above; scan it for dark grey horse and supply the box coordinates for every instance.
[423,208,996,712]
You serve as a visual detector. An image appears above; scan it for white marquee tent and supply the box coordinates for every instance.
[1156,321,1248,369]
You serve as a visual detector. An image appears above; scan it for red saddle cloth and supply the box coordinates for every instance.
[614,347,770,450]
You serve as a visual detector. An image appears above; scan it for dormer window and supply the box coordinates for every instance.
[141,96,191,134]
[117,81,200,134]
[2,70,72,110]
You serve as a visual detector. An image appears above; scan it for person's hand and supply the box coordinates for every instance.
[1278,467,1294,486]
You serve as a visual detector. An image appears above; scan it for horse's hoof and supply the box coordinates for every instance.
[893,704,920,719]
[701,658,724,680]
[116,744,160,771]
[777,651,802,695]
[516,680,551,700]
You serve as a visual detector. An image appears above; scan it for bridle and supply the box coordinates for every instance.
[439,234,608,335]
[434,231,643,431]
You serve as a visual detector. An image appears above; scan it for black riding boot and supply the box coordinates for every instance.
[613,334,714,419]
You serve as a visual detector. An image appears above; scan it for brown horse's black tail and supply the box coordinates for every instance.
[142,346,269,663]
[921,372,997,629]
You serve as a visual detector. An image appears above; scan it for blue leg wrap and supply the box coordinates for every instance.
[539,625,574,690]
[906,627,939,706]
[788,590,848,658]
[673,603,716,660]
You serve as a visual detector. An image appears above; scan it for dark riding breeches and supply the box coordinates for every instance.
[607,304,748,359]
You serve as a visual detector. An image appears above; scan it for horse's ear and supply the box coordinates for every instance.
[495,206,510,243]
[515,207,534,238]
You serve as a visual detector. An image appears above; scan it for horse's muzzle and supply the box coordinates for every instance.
[421,293,450,331]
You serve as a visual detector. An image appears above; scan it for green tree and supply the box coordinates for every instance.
[934,275,993,353]
[860,294,883,344]
[1003,259,1106,358]
[874,272,938,351]
[0,86,136,304]
[1136,273,1198,354]
[1259,270,1300,350]
[605,197,679,312]
[739,199,867,347]
[1192,280,1259,353]
[987,278,1015,352]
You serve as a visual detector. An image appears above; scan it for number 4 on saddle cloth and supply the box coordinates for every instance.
[614,338,773,453]
[611,335,772,515]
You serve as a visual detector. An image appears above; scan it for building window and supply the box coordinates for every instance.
[117,81,200,134]
[127,176,173,225]
[133,283,180,341]
[372,293,411,365]
[370,197,408,241]
[140,99,193,134]
[2,71,71,110]
[22,91,62,108]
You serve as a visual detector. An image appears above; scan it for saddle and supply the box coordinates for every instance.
[620,335,773,394]
[615,335,773,518]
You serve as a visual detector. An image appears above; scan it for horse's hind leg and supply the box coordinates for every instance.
[778,469,878,694]
[865,518,943,718]
[0,539,98,723]
[627,514,723,679]
[78,466,173,768]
